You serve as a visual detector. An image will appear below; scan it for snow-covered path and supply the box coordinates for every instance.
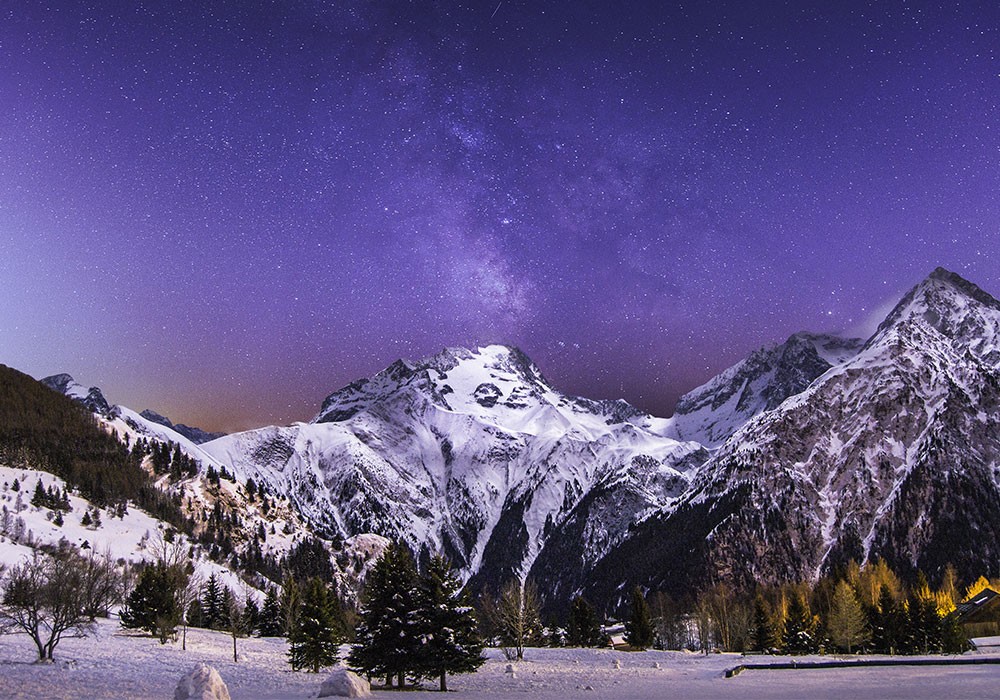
[2,620,1000,699]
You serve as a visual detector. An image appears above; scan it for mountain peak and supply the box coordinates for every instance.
[139,409,226,444]
[314,344,552,424]
[668,331,862,447]
[926,267,1000,309]
[874,268,1000,356]
[41,373,115,417]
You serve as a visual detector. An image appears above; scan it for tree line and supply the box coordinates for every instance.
[118,540,485,690]
[641,559,973,655]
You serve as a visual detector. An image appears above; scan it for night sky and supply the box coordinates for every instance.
[1,2,997,432]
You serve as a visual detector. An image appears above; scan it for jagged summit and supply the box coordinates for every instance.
[872,267,1000,366]
[666,331,863,447]
[928,266,1000,307]
[313,344,620,434]
[40,373,115,417]
[583,267,1000,607]
[23,267,1000,616]
[205,342,703,591]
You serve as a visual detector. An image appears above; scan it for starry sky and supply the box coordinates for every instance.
[1,1,998,432]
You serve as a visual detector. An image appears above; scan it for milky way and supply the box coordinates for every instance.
[1,1,997,431]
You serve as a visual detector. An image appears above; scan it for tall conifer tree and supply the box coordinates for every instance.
[624,585,654,650]
[828,580,869,653]
[566,596,601,647]
[258,586,284,637]
[781,593,818,654]
[288,577,342,672]
[750,595,777,653]
[414,556,485,692]
[349,542,420,687]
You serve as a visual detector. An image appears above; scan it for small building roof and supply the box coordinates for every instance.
[956,588,1000,622]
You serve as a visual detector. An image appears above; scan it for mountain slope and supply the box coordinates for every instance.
[10,368,389,604]
[139,409,226,444]
[666,332,863,447]
[584,267,1000,607]
[203,345,706,590]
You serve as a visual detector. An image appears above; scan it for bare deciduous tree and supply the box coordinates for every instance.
[0,546,98,661]
[489,579,541,661]
[79,548,123,620]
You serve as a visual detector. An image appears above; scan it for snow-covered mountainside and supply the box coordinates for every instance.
[17,267,1000,616]
[203,345,707,592]
[140,409,226,444]
[42,374,224,468]
[27,371,381,602]
[666,332,863,447]
[41,373,116,417]
[584,267,1000,607]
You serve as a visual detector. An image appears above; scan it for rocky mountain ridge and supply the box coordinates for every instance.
[24,267,1000,615]
[580,267,1000,609]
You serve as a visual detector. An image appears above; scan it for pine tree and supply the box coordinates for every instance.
[750,595,777,653]
[220,586,233,629]
[119,562,186,643]
[907,575,942,654]
[258,587,284,637]
[348,542,421,687]
[31,480,46,508]
[289,578,342,672]
[243,594,261,636]
[566,596,602,647]
[201,573,223,629]
[414,556,485,692]
[827,580,869,653]
[941,610,971,653]
[870,584,903,654]
[546,619,564,647]
[781,593,817,654]
[624,585,655,650]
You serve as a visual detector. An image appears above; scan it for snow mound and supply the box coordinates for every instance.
[318,667,371,698]
[174,663,231,700]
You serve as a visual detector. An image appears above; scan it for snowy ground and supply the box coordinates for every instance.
[1,620,1000,699]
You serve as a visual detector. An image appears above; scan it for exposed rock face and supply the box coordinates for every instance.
[583,268,1000,609]
[39,267,1000,617]
[667,332,863,447]
[40,373,116,418]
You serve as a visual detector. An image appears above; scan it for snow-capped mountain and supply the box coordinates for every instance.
[139,409,226,445]
[41,373,225,468]
[41,373,116,417]
[202,345,706,592]
[583,267,1000,607]
[18,267,1000,616]
[29,370,381,602]
[666,333,863,447]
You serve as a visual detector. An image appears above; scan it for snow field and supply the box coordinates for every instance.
[2,619,1000,699]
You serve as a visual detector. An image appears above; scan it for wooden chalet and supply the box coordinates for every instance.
[955,587,1000,638]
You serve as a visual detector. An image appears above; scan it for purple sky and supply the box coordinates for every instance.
[1,1,997,432]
